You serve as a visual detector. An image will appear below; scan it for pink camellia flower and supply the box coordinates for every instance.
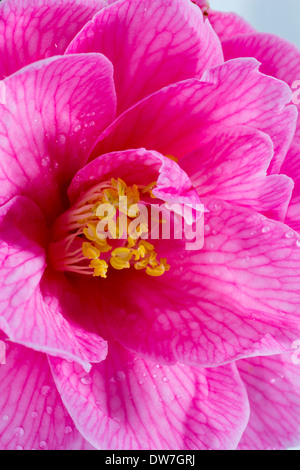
[1,0,300,451]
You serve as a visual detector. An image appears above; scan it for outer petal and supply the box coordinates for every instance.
[0,339,95,450]
[237,353,300,450]
[0,0,106,78]
[208,9,256,41]
[85,201,300,367]
[92,59,296,175]
[0,54,116,222]
[221,33,300,146]
[180,126,293,221]
[0,196,107,369]
[67,0,223,113]
[282,143,300,231]
[49,341,249,450]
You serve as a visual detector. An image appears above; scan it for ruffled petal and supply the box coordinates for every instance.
[0,339,95,450]
[49,341,249,450]
[180,126,293,221]
[237,353,300,450]
[208,9,256,40]
[282,143,300,231]
[92,59,296,175]
[0,0,106,78]
[68,148,199,208]
[221,33,300,146]
[0,54,116,222]
[67,0,223,113]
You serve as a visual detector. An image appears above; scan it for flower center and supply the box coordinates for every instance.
[49,178,170,278]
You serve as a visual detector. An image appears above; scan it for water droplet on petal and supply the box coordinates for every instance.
[262,225,270,234]
[64,426,73,435]
[285,230,295,239]
[46,406,53,415]
[15,445,23,450]
[74,124,82,133]
[41,156,51,168]
[31,411,38,419]
[80,375,92,385]
[39,441,48,450]
[14,427,24,438]
[296,239,300,248]
[56,133,66,145]
[116,371,126,381]
[41,385,51,396]
[2,415,9,422]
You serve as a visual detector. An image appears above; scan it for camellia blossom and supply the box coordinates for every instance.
[1,0,300,450]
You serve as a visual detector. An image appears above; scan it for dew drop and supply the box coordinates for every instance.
[31,411,38,419]
[46,406,53,415]
[162,377,169,382]
[262,225,270,234]
[41,156,50,168]
[14,427,24,438]
[39,441,48,450]
[80,375,92,385]
[2,415,9,422]
[74,124,82,133]
[15,445,23,450]
[56,133,66,145]
[116,371,126,381]
[64,426,73,435]
[285,230,295,239]
[41,385,51,396]
[296,239,300,248]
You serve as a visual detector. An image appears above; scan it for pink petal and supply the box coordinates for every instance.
[69,148,199,209]
[0,340,95,450]
[0,196,107,369]
[180,126,293,221]
[208,10,256,41]
[49,341,249,450]
[0,0,106,78]
[221,33,300,146]
[237,353,300,450]
[76,201,300,367]
[67,0,223,113]
[92,59,296,176]
[0,54,116,222]
[281,143,300,231]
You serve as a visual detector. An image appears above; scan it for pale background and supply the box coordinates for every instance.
[210,0,300,451]
[210,0,300,47]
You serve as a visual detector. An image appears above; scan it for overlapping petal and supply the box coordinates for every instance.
[0,196,107,369]
[0,339,95,450]
[92,59,296,175]
[0,53,116,222]
[221,33,300,146]
[67,0,223,113]
[237,353,300,450]
[0,0,106,78]
[49,341,249,450]
[180,126,293,221]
